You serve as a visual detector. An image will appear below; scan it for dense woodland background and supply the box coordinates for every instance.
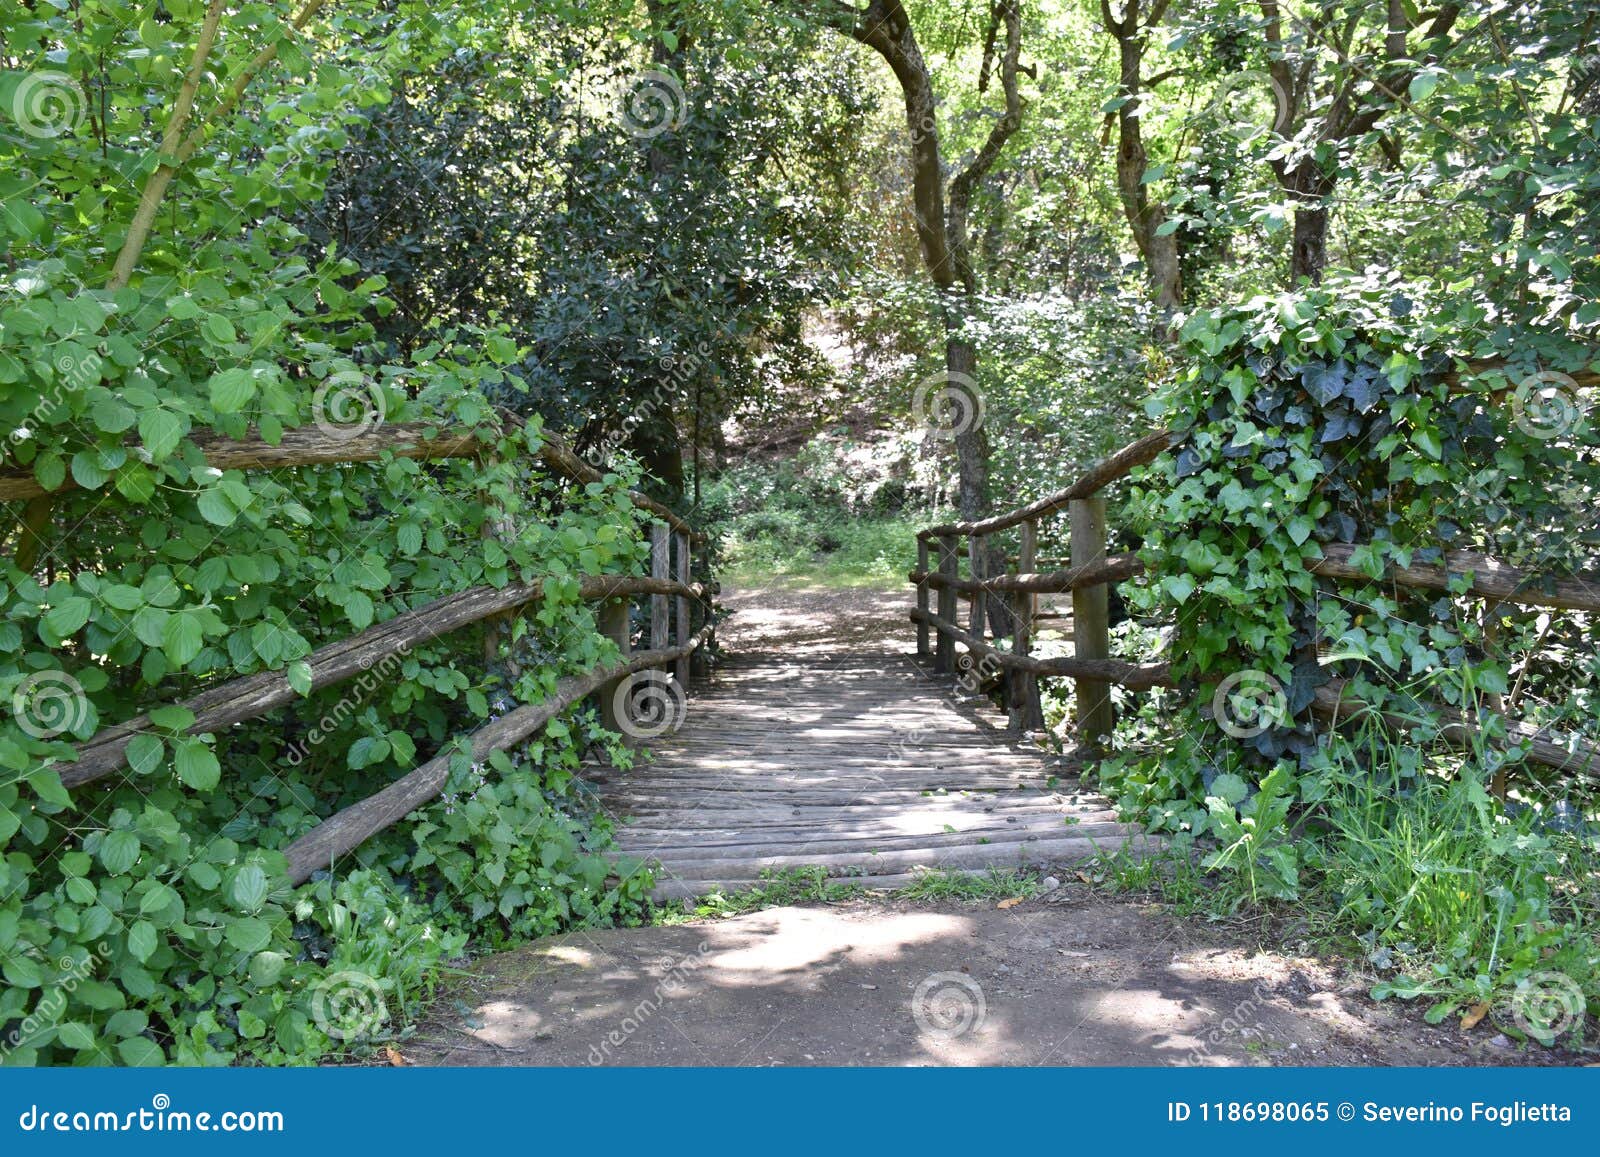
[1,0,1597,1064]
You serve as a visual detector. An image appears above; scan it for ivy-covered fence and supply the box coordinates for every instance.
[1,402,711,1066]
[910,281,1599,880]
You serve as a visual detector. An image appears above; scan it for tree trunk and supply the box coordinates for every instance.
[947,335,990,520]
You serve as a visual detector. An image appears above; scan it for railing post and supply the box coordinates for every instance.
[1008,517,1042,733]
[649,522,670,660]
[674,529,691,687]
[935,533,958,674]
[967,534,987,640]
[1069,495,1115,750]
[915,537,930,659]
[597,597,631,733]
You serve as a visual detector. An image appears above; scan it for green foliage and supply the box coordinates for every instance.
[0,1,677,1068]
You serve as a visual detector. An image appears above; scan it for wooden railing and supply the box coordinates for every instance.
[908,430,1600,783]
[29,413,713,882]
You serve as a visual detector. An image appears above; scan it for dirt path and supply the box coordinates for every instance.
[404,582,1563,1067]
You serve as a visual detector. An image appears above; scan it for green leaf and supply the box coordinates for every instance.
[125,733,165,775]
[230,864,269,912]
[225,916,272,953]
[70,451,110,490]
[34,454,66,493]
[138,409,184,460]
[287,660,314,696]
[173,738,220,791]
[196,486,237,526]
[127,920,158,962]
[147,705,196,731]
[208,367,255,413]
[99,829,141,875]
[44,596,93,636]
[92,398,137,434]
[162,611,204,667]
[116,1036,166,1066]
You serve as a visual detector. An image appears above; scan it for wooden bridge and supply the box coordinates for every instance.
[594,647,1157,900]
[43,415,1597,904]
[592,437,1183,900]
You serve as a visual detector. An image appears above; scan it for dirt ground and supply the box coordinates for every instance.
[405,884,1562,1067]
[402,581,1581,1067]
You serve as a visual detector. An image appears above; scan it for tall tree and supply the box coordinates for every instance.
[1254,0,1463,283]
[1100,0,1184,309]
[817,0,1027,520]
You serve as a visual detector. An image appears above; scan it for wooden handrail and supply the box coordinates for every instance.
[56,574,707,789]
[916,429,1182,540]
[908,553,1143,596]
[0,420,705,541]
[283,622,714,884]
[910,607,1173,689]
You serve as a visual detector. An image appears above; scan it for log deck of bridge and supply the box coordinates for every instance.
[590,643,1159,901]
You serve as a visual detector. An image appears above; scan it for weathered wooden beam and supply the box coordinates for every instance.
[1311,682,1600,779]
[674,531,691,687]
[283,625,714,884]
[915,538,930,658]
[1007,517,1042,731]
[1309,544,1600,613]
[910,608,1173,690]
[918,429,1182,540]
[0,421,705,541]
[934,534,958,674]
[909,552,1144,596]
[56,574,705,790]
[596,597,632,734]
[649,523,670,653]
[0,423,484,503]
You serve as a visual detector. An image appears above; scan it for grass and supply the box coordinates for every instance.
[649,867,1049,923]
[720,515,923,589]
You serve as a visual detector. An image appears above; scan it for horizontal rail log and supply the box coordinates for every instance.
[909,608,1174,690]
[283,624,713,884]
[908,541,1599,614]
[917,429,1182,540]
[0,422,704,541]
[0,423,484,503]
[908,553,1143,596]
[1311,682,1599,779]
[1308,544,1600,613]
[58,575,706,790]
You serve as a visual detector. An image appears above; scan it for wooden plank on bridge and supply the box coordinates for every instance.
[594,650,1161,900]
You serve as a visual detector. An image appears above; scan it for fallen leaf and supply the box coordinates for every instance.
[384,1046,406,1066]
[1075,871,1094,884]
[1461,1002,1491,1031]
[997,896,1025,909]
